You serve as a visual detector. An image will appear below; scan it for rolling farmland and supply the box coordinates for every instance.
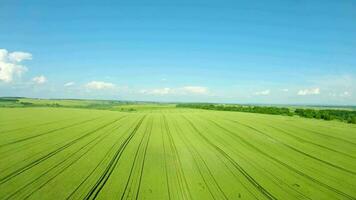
[0,107,356,200]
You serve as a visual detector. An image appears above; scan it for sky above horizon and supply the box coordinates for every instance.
[0,0,355,104]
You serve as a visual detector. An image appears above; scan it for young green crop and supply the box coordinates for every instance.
[0,107,355,199]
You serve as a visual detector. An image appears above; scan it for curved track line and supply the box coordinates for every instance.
[0,117,122,185]
[227,119,356,175]
[83,115,146,200]
[182,116,278,200]
[0,117,102,148]
[204,117,355,200]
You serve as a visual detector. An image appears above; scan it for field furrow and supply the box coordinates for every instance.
[0,108,355,200]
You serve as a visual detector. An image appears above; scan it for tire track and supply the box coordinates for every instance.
[134,121,152,200]
[0,116,79,135]
[160,116,172,200]
[182,115,278,200]
[83,115,146,200]
[121,117,153,200]
[120,117,151,199]
[163,115,192,200]
[5,117,128,200]
[199,116,313,200]
[226,119,356,175]
[264,123,356,159]
[65,117,142,200]
[285,123,356,146]
[0,117,102,148]
[202,116,355,200]
[172,117,228,200]
[0,117,122,185]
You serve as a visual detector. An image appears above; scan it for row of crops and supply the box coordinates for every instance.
[0,107,355,199]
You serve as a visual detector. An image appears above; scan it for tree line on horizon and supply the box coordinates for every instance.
[176,103,356,124]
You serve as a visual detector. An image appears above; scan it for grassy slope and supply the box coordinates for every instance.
[0,107,355,199]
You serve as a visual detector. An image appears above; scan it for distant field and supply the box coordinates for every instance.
[114,104,176,112]
[0,107,355,199]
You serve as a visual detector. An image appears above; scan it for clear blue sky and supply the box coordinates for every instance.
[0,0,355,104]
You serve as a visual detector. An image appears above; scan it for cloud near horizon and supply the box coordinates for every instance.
[64,82,75,87]
[85,81,116,90]
[32,75,47,84]
[297,88,320,96]
[254,89,270,96]
[140,86,209,96]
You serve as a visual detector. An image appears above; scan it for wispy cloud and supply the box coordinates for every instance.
[297,88,320,96]
[64,82,75,87]
[32,75,47,84]
[181,86,209,94]
[0,49,31,83]
[282,88,289,92]
[140,86,209,96]
[8,51,32,63]
[340,91,351,97]
[140,88,172,95]
[254,89,270,96]
[85,81,115,90]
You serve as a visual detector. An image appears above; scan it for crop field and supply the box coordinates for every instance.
[0,107,355,199]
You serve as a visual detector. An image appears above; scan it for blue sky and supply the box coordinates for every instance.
[0,0,355,104]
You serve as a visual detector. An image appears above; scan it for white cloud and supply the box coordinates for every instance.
[139,86,209,96]
[64,82,75,87]
[85,81,115,90]
[340,91,351,97]
[32,75,47,84]
[297,88,320,96]
[8,52,32,63]
[181,86,209,94]
[255,89,270,96]
[282,88,289,92]
[140,87,173,95]
[0,49,30,83]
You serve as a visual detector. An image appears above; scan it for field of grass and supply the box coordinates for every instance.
[0,107,355,199]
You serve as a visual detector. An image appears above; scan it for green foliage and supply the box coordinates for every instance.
[177,103,293,116]
[177,104,356,124]
[295,108,356,124]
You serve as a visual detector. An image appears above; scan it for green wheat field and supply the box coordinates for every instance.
[1,105,355,200]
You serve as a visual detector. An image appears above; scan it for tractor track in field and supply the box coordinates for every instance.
[0,117,123,185]
[212,150,262,199]
[5,117,128,200]
[119,117,150,199]
[160,116,172,200]
[0,117,102,148]
[133,118,152,200]
[173,118,219,200]
[199,117,312,200]
[264,123,356,159]
[213,114,356,160]
[83,115,146,200]
[0,116,80,135]
[120,117,153,200]
[285,123,356,147]
[1,109,355,200]
[65,116,142,200]
[171,117,228,200]
[163,115,193,200]
[182,115,278,200]
[204,117,355,200]
[224,118,356,176]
